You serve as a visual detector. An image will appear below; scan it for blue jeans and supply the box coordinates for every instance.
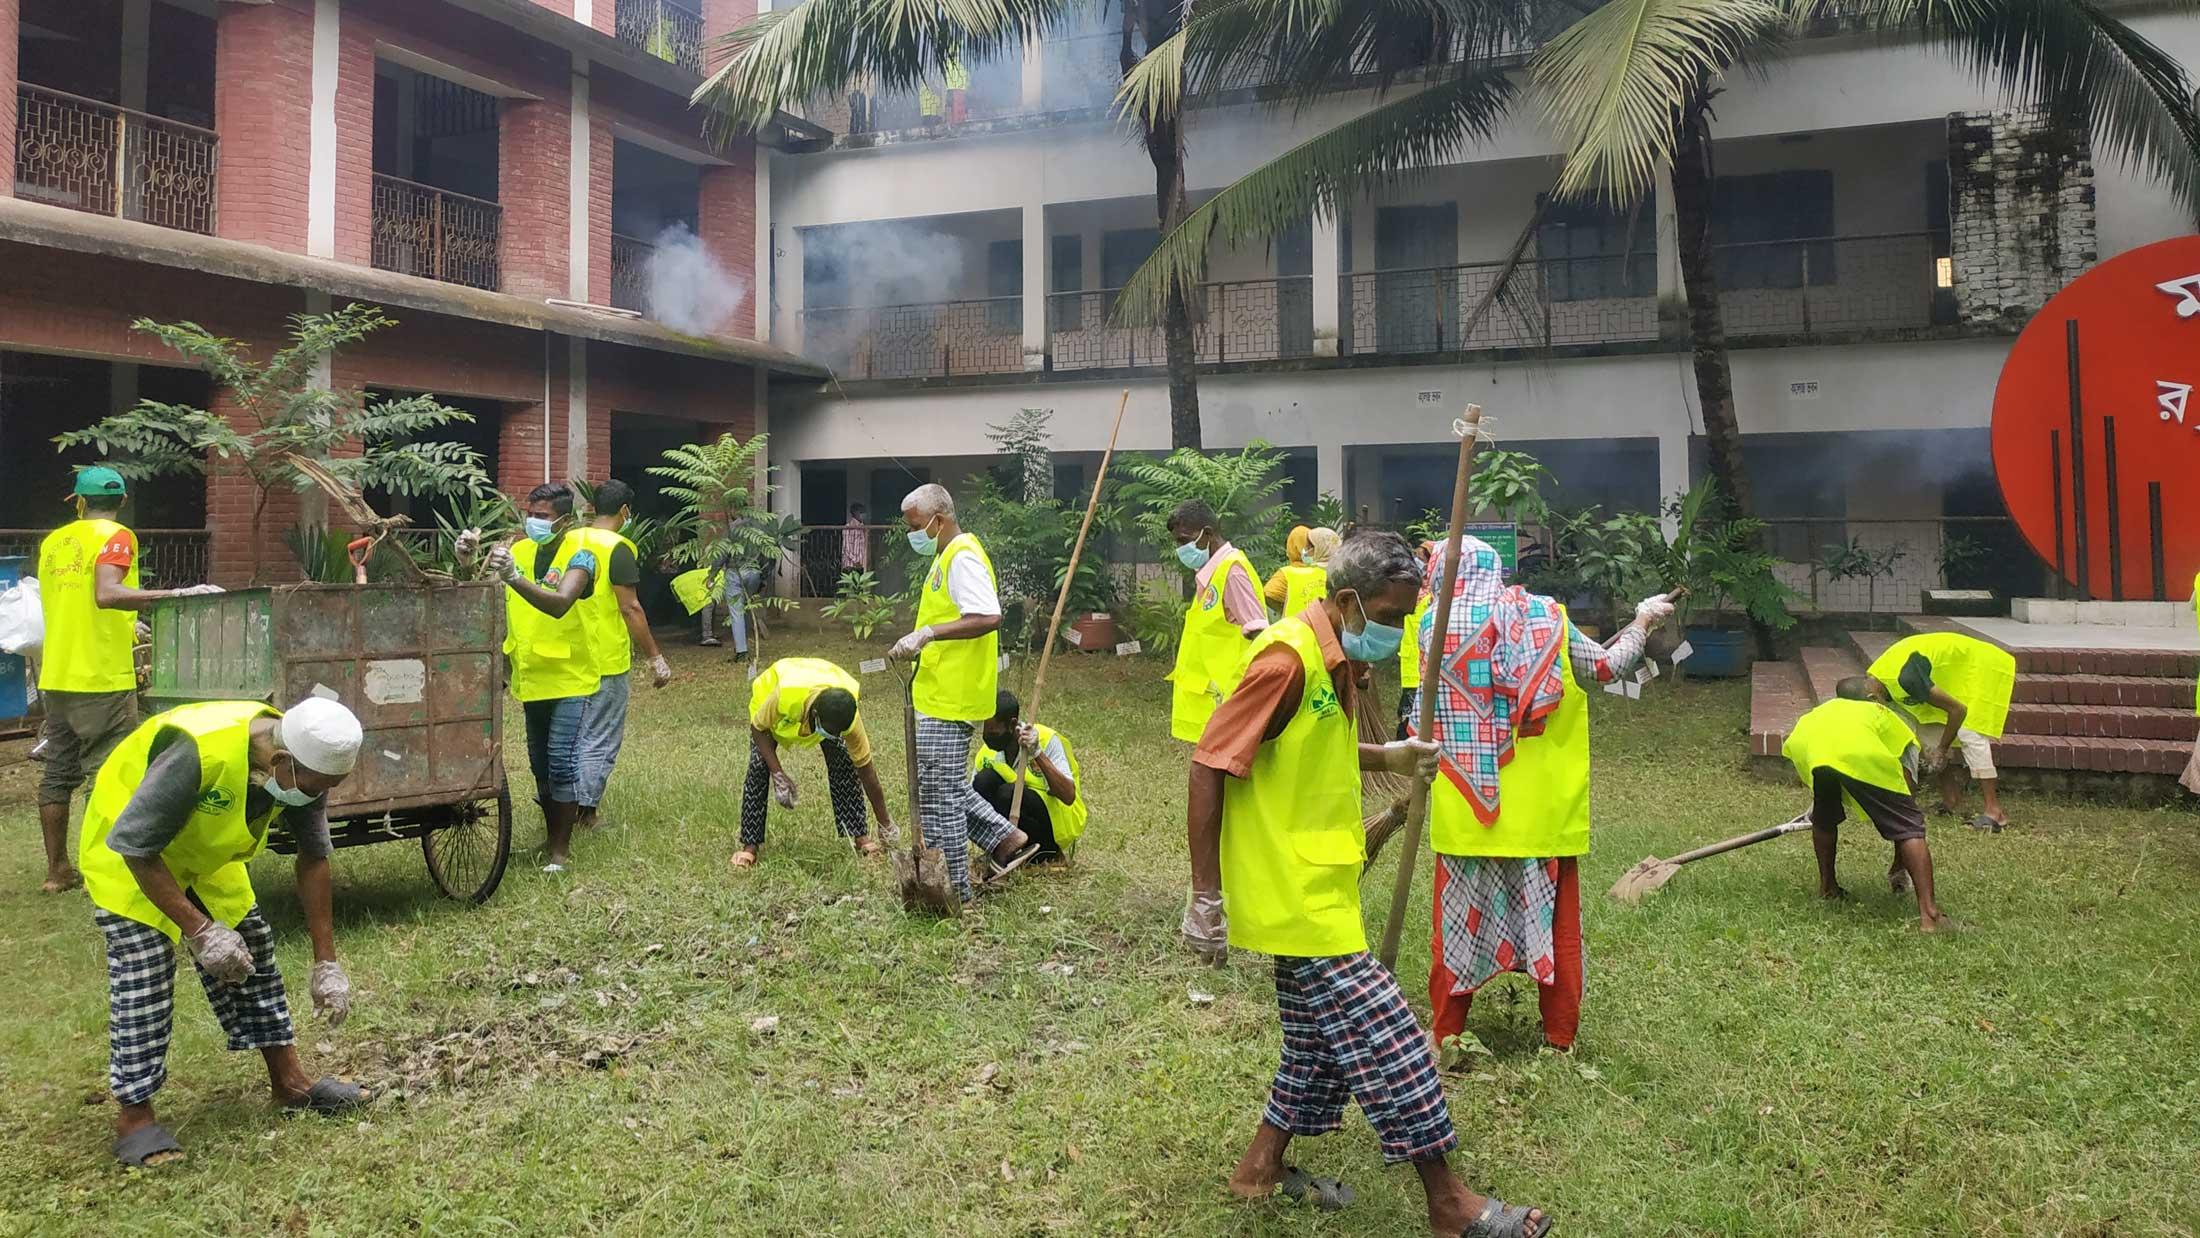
[522,695,587,806]
[575,672,630,809]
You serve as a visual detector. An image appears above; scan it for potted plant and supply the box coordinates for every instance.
[1056,553,1123,651]
[1661,480,1799,677]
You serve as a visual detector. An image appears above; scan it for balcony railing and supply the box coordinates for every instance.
[0,528,211,588]
[1713,231,1950,337]
[616,0,705,75]
[370,173,502,292]
[1340,255,1661,357]
[1049,276,1317,371]
[801,297,1026,380]
[610,232,654,312]
[13,85,218,234]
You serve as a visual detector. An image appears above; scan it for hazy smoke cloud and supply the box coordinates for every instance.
[645,223,747,335]
[802,221,971,307]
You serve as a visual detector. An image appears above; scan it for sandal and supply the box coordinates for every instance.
[113,1122,185,1168]
[1460,1197,1554,1237]
[285,1076,366,1115]
[1966,813,2005,834]
[985,842,1041,884]
[728,849,759,870]
[853,836,883,857]
[1278,1166,1354,1211]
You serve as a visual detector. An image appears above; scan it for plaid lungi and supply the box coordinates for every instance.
[1265,952,1458,1164]
[914,712,1016,900]
[97,906,295,1106]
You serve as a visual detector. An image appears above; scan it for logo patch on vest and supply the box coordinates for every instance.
[195,786,236,815]
[1307,685,1341,719]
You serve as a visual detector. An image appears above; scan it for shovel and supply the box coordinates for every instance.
[1607,812,1813,903]
[891,665,960,918]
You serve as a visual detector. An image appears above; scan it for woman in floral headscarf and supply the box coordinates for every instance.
[1417,537,1672,1051]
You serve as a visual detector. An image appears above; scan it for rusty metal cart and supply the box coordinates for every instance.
[145,581,512,903]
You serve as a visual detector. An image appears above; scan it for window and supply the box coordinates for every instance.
[1712,170,1835,289]
[1101,228,1160,318]
[1536,196,1655,302]
[987,239,1022,334]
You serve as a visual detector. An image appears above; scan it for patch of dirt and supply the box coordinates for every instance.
[331,1013,664,1100]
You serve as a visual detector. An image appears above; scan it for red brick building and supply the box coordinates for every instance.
[0,0,823,585]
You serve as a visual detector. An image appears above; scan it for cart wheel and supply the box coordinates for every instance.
[422,792,512,904]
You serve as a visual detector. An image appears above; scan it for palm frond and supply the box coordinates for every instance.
[1531,0,1784,203]
[1115,66,1517,324]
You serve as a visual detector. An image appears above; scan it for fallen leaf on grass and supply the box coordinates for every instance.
[975,1062,1001,1088]
[1065,1143,1084,1165]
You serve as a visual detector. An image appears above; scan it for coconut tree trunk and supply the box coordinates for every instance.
[1132,0,1202,450]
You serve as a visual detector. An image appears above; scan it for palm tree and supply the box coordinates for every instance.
[693,0,1211,448]
[1113,0,2200,522]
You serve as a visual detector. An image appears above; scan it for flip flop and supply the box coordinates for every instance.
[1278,1166,1355,1211]
[728,850,759,871]
[985,842,1041,884]
[1460,1197,1554,1236]
[1966,813,2005,834]
[286,1077,366,1115]
[113,1122,185,1168]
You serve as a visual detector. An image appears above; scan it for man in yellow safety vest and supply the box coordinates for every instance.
[888,483,1038,900]
[78,696,367,1167]
[33,465,220,894]
[1787,681,1953,932]
[974,688,1085,862]
[566,479,675,830]
[733,656,895,869]
[1166,500,1268,743]
[1180,530,1553,1237]
[1861,631,2017,831]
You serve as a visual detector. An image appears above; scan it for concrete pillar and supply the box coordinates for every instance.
[1654,169,1681,341]
[1021,202,1048,371]
[566,337,590,477]
[1311,213,1342,358]
[778,224,806,351]
[120,0,151,112]
[1020,33,1044,112]
[1316,441,1345,501]
[1657,427,1690,536]
[567,67,592,302]
[214,0,318,252]
[754,148,773,338]
[0,0,16,196]
[109,364,140,417]
[307,0,339,258]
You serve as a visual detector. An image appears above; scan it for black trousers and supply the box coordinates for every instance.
[973,767,1062,860]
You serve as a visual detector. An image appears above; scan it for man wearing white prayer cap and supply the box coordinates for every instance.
[76,696,369,1168]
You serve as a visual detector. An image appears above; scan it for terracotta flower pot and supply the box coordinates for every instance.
[1066,612,1118,652]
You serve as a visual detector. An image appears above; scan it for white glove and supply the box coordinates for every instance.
[185,921,255,987]
[1015,721,1040,756]
[888,626,936,662]
[770,771,799,808]
[1634,593,1676,629]
[310,959,352,1028]
[649,655,673,688]
[173,584,225,597]
[1922,747,1949,775]
[453,528,483,563]
[484,545,519,583]
[1382,738,1442,781]
[1181,890,1228,964]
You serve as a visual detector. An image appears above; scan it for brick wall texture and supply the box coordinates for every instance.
[0,0,19,192]
[214,0,317,252]
[1947,109,2099,330]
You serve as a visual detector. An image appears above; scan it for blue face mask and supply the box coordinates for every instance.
[1175,539,1210,571]
[523,517,557,544]
[1340,593,1404,663]
[907,515,941,557]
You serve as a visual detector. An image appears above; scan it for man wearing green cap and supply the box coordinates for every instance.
[33,466,219,893]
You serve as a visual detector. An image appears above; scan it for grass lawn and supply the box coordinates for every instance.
[2,626,2197,1236]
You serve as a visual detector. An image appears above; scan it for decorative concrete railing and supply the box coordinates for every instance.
[13,85,218,234]
[370,173,502,292]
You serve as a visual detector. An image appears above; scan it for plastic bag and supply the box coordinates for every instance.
[0,578,42,658]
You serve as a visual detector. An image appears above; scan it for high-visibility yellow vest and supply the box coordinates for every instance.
[1430,614,1593,859]
[972,722,1088,848]
[1170,548,1258,742]
[751,657,860,749]
[1399,593,1432,690]
[1867,632,2016,738]
[1782,697,1917,801]
[1219,618,1367,957]
[504,537,600,703]
[567,526,637,677]
[670,568,714,615]
[913,533,998,722]
[79,701,280,941]
[2191,571,2198,715]
[37,518,139,694]
[1278,564,1329,618]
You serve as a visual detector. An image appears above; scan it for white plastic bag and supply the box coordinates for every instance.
[0,577,43,658]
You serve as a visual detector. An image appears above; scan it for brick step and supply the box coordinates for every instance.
[1988,735,2193,777]
[1798,645,1866,705]
[2004,648,2199,678]
[1749,660,1812,758]
[2003,703,2200,743]
[1847,628,1901,667]
[2012,674,2196,709]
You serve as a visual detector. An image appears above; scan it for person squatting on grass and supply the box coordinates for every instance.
[974,690,1086,864]
[78,697,367,1168]
[1863,631,2017,832]
[1787,682,1954,932]
[566,480,676,831]
[1419,536,1674,1054]
[888,484,1039,901]
[1180,530,1553,1238]
[1167,500,1268,743]
[732,657,896,869]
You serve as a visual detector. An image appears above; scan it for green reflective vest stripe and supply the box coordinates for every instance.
[751,657,860,749]
[1867,632,2016,738]
[37,518,139,693]
[1279,564,1329,619]
[79,701,280,941]
[1399,594,1432,690]
[913,533,998,722]
[1430,613,1593,859]
[1219,618,1366,957]
[1170,548,1258,742]
[1782,697,1917,800]
[504,537,600,702]
[972,722,1088,848]
[567,527,637,677]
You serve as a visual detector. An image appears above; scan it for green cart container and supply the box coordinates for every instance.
[146,582,512,903]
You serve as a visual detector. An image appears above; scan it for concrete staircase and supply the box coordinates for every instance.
[1749,616,2198,786]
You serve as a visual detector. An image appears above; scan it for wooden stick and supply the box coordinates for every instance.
[1376,405,1484,971]
[1008,388,1133,826]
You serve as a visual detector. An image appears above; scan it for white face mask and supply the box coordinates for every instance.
[261,756,319,808]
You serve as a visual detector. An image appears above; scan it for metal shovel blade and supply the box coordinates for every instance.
[892,840,961,918]
[1608,857,1682,904]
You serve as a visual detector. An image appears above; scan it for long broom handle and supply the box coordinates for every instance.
[1662,815,1811,867]
[1377,405,1484,971]
[1009,388,1132,825]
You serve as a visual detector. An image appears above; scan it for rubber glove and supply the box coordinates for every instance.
[1181,890,1228,964]
[771,771,799,808]
[1381,737,1442,781]
[888,626,936,662]
[1015,721,1040,755]
[174,583,226,597]
[310,959,352,1028]
[185,921,255,986]
[1634,592,1676,628]
[452,528,483,564]
[484,545,520,584]
[649,655,673,688]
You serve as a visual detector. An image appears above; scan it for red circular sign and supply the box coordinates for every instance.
[1992,235,2200,601]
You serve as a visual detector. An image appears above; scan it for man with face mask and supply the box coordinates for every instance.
[566,480,674,831]
[887,483,1038,901]
[1167,500,1267,743]
[76,696,367,1168]
[973,690,1085,863]
[31,466,222,894]
[1180,530,1553,1237]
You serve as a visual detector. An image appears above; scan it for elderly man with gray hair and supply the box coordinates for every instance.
[886,483,1038,900]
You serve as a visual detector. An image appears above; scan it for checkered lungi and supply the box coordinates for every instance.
[1265,952,1459,1164]
[739,737,871,849]
[914,712,1016,900]
[97,906,295,1106]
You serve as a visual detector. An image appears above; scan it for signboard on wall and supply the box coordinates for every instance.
[1461,521,1518,572]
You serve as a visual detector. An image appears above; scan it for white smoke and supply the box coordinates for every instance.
[801,221,974,307]
[644,223,748,335]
